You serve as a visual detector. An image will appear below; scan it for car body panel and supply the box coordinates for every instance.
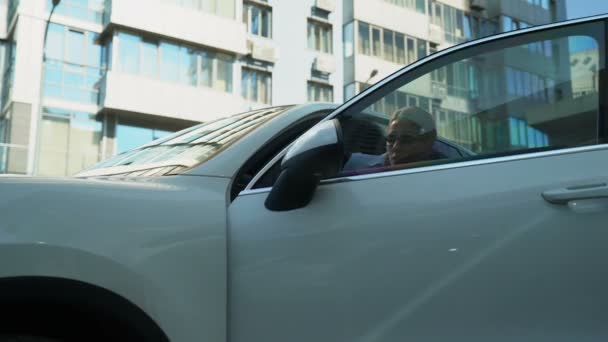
[228,146,608,341]
[0,175,229,341]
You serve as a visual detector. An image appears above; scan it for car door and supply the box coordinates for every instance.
[228,18,608,342]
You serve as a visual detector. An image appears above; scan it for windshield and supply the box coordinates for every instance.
[78,106,293,176]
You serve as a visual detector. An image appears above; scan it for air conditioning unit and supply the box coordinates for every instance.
[429,24,443,43]
[247,40,276,63]
[315,0,335,13]
[470,0,486,11]
[312,55,336,74]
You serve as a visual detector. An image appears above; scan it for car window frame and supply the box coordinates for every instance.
[241,15,608,194]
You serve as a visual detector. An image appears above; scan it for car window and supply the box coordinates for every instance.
[236,110,331,195]
[77,106,293,177]
[335,21,605,177]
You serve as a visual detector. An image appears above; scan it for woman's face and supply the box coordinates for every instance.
[386,120,435,165]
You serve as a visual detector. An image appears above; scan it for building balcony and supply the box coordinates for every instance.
[246,37,278,63]
[315,0,336,13]
[98,71,248,123]
[312,54,336,74]
[101,0,247,55]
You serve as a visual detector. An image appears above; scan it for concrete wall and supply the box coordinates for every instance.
[6,101,30,173]
[273,0,343,104]
[101,70,248,122]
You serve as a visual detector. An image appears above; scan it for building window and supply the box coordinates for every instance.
[160,0,235,18]
[47,0,104,24]
[429,0,466,43]
[44,24,105,104]
[7,0,18,27]
[382,0,426,14]
[243,1,272,38]
[38,108,102,176]
[116,32,234,93]
[357,21,427,65]
[242,68,271,104]
[343,21,354,58]
[307,81,333,102]
[116,122,173,154]
[501,16,552,57]
[308,19,333,54]
[1,40,15,108]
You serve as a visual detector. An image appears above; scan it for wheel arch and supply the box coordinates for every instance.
[0,276,169,341]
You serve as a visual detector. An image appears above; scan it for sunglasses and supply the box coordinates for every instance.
[386,134,421,144]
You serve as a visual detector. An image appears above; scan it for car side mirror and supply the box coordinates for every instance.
[265,119,344,211]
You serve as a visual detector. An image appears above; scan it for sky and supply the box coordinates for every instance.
[566,0,608,19]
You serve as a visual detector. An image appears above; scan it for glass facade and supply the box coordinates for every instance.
[242,68,272,104]
[116,123,173,154]
[308,81,333,102]
[308,19,333,54]
[38,108,103,176]
[47,0,105,24]
[117,32,234,92]
[44,24,105,104]
[357,21,428,65]
[160,0,235,19]
[243,1,272,38]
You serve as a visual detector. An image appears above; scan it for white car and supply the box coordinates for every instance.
[1,15,608,341]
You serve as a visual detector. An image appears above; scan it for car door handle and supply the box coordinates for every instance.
[542,183,608,205]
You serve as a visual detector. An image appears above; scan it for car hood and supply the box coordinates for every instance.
[0,175,230,249]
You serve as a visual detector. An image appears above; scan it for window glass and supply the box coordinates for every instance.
[216,54,233,92]
[49,0,104,24]
[116,32,234,93]
[141,40,159,78]
[308,20,333,54]
[43,25,103,104]
[160,42,179,82]
[372,27,381,57]
[344,22,354,58]
[119,32,140,74]
[395,33,405,64]
[416,0,425,13]
[66,30,85,64]
[251,5,260,35]
[87,33,101,67]
[336,22,605,177]
[308,81,333,102]
[358,22,370,55]
[180,47,198,86]
[46,24,65,60]
[242,68,271,104]
[261,7,270,37]
[117,123,173,154]
[383,30,394,62]
[417,39,427,58]
[200,51,212,87]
